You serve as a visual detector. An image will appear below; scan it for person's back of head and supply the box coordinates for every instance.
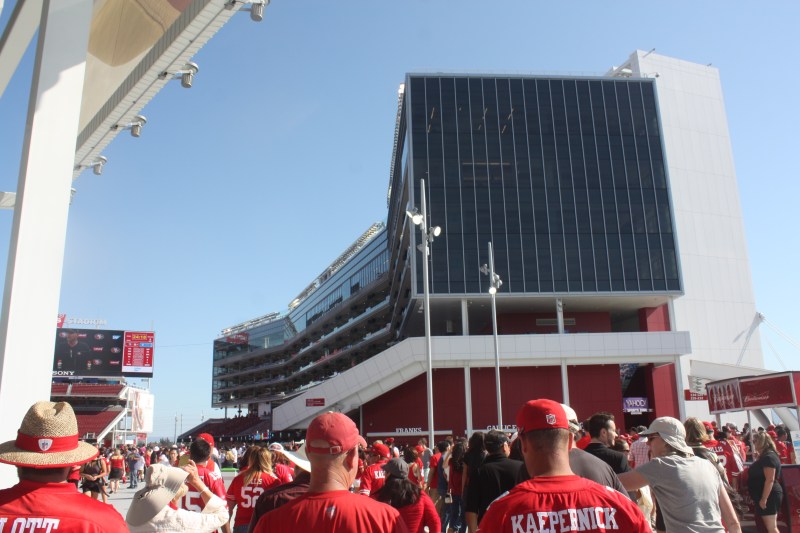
[436,441,449,453]
[683,417,709,445]
[484,430,510,455]
[516,399,573,477]
[190,438,211,464]
[376,475,420,508]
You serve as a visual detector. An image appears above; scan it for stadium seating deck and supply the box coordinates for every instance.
[75,407,125,439]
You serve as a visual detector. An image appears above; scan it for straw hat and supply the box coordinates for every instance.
[0,401,98,468]
[126,465,189,527]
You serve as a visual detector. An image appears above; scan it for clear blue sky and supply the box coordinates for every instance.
[1,2,798,440]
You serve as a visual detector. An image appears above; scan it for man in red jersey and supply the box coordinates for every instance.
[359,442,391,497]
[0,401,128,532]
[478,399,650,533]
[253,412,407,532]
[181,438,231,533]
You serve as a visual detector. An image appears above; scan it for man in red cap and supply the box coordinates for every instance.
[0,401,128,532]
[253,412,406,532]
[359,442,392,498]
[478,399,650,532]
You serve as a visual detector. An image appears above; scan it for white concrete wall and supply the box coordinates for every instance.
[625,51,763,419]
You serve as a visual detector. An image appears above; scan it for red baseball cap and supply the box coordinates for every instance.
[702,421,714,432]
[370,443,391,459]
[197,433,215,448]
[516,399,569,435]
[305,412,367,455]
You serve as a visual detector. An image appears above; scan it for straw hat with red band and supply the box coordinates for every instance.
[305,412,366,455]
[0,401,98,468]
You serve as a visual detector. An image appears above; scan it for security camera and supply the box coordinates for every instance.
[130,115,147,137]
[181,62,199,88]
[92,156,107,176]
[250,0,267,21]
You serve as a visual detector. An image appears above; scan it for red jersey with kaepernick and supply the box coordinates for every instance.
[360,459,389,497]
[477,475,650,533]
[253,490,407,533]
[0,480,127,532]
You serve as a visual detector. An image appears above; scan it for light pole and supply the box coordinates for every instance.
[481,242,503,429]
[407,179,441,448]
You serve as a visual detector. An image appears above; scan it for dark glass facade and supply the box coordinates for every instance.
[404,75,680,295]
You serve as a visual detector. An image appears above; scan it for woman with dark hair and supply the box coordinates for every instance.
[748,432,782,533]
[403,446,424,488]
[226,446,281,533]
[375,458,440,533]
[462,432,486,497]
[447,440,467,533]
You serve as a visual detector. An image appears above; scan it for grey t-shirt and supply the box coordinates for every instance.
[637,454,724,533]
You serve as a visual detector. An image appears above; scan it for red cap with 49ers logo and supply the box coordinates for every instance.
[516,399,569,435]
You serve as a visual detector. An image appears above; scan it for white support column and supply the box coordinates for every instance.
[464,367,472,438]
[556,299,565,334]
[0,0,94,488]
[674,355,687,420]
[561,360,570,405]
[461,298,469,335]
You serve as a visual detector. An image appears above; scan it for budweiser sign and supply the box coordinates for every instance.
[739,374,795,409]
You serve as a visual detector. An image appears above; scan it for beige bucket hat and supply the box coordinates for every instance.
[126,464,189,527]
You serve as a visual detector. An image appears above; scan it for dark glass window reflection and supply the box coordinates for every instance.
[406,75,680,295]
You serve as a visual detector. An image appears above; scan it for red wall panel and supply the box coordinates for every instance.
[567,365,624,425]
[649,363,679,418]
[361,368,466,445]
[638,305,671,332]
[469,366,562,431]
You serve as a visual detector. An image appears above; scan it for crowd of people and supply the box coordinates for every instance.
[0,399,793,532]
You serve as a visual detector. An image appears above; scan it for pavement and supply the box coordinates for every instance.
[107,470,237,521]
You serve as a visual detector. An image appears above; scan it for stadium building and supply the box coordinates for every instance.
[208,51,763,441]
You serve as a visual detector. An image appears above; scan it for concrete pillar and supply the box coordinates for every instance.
[557,299,565,334]
[461,298,469,335]
[0,0,93,488]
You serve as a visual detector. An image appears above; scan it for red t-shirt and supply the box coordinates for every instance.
[477,475,650,533]
[429,453,441,488]
[0,479,128,532]
[360,459,389,497]
[703,439,741,483]
[226,471,282,527]
[109,457,124,470]
[180,463,227,512]
[449,466,464,497]
[274,463,294,484]
[397,491,440,533]
[253,490,406,533]
[409,459,424,487]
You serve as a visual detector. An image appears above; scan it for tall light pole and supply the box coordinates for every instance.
[407,179,440,448]
[481,242,503,429]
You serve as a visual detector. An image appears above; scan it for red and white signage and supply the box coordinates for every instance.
[685,389,708,401]
[740,373,796,409]
[306,398,325,407]
[707,378,742,414]
[226,332,249,345]
[122,331,155,375]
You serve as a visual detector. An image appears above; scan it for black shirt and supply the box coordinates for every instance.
[569,448,627,495]
[583,443,632,475]
[748,450,782,499]
[464,452,527,521]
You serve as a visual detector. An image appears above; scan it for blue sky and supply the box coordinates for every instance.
[1,2,798,440]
